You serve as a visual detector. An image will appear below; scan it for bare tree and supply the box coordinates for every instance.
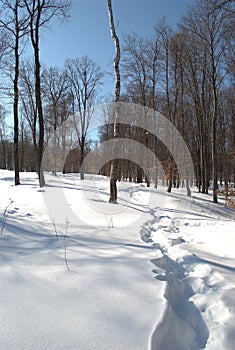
[154,18,175,192]
[19,59,37,168]
[122,34,149,107]
[107,0,121,203]
[122,33,161,186]
[42,66,70,175]
[65,56,103,180]
[0,0,29,185]
[23,0,71,186]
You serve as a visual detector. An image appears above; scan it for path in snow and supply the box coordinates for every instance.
[141,215,209,349]
[141,196,235,350]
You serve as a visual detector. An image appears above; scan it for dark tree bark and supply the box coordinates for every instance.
[24,0,71,187]
[13,22,20,185]
[0,0,29,185]
[25,0,45,186]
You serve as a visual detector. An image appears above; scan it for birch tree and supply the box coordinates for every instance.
[107,0,121,203]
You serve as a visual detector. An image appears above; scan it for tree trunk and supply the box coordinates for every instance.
[107,0,121,203]
[13,31,20,186]
[167,179,172,193]
[0,129,7,169]
[136,166,143,183]
[211,62,218,203]
[186,179,191,197]
[20,121,25,171]
[80,140,85,180]
[212,93,218,203]
[35,48,45,186]
[32,19,45,187]
[53,121,57,175]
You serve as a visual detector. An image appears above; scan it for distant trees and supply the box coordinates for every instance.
[42,66,70,175]
[19,60,38,170]
[65,56,104,180]
[98,0,235,203]
[0,0,71,186]
[0,0,234,205]
[18,56,103,177]
[180,0,231,203]
[121,33,160,186]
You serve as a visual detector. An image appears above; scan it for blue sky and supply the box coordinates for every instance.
[38,0,195,96]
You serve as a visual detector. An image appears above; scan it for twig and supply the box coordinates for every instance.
[52,218,58,240]
[1,199,14,236]
[64,218,70,271]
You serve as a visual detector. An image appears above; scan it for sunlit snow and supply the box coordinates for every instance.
[0,170,234,350]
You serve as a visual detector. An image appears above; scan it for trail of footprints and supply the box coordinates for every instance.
[145,214,231,349]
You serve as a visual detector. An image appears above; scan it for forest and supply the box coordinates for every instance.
[1,3,235,347]
[0,0,234,204]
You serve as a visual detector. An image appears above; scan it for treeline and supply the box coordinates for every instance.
[0,0,234,204]
[100,0,235,203]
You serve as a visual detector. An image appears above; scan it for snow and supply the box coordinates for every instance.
[0,170,235,349]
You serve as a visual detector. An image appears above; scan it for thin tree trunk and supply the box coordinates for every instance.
[80,139,85,180]
[107,0,121,203]
[20,121,24,171]
[212,88,218,203]
[35,42,45,186]
[211,49,218,203]
[13,30,20,185]
[30,14,45,187]
[0,129,7,169]
[53,120,57,175]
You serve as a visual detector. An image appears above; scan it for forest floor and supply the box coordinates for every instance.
[0,170,235,350]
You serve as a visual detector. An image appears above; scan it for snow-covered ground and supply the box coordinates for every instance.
[0,170,235,350]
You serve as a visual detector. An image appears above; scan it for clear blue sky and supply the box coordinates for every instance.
[38,0,195,97]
